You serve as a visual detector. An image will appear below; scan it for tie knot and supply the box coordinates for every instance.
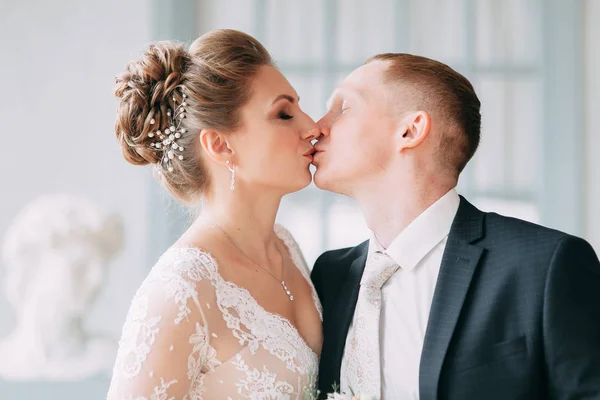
[361,251,399,289]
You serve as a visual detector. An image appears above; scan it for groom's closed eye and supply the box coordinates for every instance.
[325,98,349,117]
[325,95,342,114]
[340,100,350,115]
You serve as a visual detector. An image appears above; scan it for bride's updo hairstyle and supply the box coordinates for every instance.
[114,29,273,203]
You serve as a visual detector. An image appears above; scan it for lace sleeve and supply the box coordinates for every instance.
[107,256,218,400]
[274,224,310,274]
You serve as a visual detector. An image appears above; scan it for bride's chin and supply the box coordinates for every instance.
[283,172,313,194]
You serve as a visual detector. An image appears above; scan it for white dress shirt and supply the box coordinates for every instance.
[341,189,460,399]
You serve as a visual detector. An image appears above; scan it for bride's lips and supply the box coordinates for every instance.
[303,147,316,161]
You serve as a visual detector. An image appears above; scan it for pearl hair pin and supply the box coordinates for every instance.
[149,88,188,173]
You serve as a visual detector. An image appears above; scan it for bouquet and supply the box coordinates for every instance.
[304,380,377,400]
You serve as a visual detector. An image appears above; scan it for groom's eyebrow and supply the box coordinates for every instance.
[326,91,342,110]
[326,88,362,110]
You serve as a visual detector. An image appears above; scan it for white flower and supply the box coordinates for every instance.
[326,393,348,400]
[326,392,377,400]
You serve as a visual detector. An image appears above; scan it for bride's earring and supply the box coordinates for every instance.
[226,160,236,191]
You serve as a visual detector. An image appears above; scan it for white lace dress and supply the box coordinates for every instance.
[107,225,322,400]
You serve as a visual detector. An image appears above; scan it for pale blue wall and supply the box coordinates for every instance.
[0,0,152,398]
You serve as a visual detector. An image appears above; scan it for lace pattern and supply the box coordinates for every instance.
[116,295,162,379]
[233,354,298,399]
[108,224,321,400]
[122,378,178,400]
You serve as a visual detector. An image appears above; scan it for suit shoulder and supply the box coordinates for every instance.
[315,240,368,265]
[312,240,368,277]
[483,212,600,269]
[484,212,569,245]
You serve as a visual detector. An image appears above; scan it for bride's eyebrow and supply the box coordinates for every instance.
[271,93,299,106]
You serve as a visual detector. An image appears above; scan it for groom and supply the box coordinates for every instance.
[311,53,600,399]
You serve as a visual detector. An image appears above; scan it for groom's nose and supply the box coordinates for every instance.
[316,114,331,139]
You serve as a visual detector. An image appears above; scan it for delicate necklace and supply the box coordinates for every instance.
[211,223,294,301]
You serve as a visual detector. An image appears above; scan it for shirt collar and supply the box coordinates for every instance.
[367,189,460,271]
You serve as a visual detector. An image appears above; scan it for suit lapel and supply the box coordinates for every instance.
[323,242,368,388]
[419,197,485,400]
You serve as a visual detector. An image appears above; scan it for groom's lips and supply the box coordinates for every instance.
[311,147,325,165]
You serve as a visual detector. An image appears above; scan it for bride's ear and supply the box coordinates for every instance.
[199,128,233,164]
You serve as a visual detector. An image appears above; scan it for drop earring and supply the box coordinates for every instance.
[226,160,236,191]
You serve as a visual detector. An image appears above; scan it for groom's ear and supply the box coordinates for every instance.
[199,128,234,164]
[396,111,431,152]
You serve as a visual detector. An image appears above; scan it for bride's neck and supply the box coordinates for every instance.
[197,186,282,251]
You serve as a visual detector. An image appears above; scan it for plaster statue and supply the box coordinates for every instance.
[0,194,123,380]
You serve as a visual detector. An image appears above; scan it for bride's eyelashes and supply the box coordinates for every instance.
[278,111,294,120]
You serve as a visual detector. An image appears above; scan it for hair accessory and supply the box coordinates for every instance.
[149,89,188,173]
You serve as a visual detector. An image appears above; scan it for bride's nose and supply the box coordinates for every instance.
[301,125,319,142]
[300,114,319,142]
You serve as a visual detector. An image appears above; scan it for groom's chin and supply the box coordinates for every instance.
[312,167,325,189]
[313,167,334,191]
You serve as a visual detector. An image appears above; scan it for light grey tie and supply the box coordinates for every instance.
[343,251,400,398]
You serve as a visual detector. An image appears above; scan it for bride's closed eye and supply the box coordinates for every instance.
[278,111,294,120]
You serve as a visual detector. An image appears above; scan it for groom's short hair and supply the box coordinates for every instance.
[366,53,481,177]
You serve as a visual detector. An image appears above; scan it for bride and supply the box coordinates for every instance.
[107,29,323,399]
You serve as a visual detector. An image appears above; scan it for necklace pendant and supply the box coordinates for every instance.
[212,223,290,299]
[281,281,294,301]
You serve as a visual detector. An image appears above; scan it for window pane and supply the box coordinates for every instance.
[197,0,258,35]
[407,0,467,65]
[507,77,542,192]
[472,76,508,192]
[470,76,540,196]
[475,0,541,65]
[336,0,396,64]
[265,0,325,64]
[283,75,326,121]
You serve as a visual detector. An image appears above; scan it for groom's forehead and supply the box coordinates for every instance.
[328,86,366,103]
[326,63,390,105]
[346,61,388,85]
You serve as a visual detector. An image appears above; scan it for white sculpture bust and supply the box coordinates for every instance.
[0,194,123,381]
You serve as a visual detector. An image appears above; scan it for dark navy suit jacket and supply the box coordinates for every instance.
[311,197,600,399]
